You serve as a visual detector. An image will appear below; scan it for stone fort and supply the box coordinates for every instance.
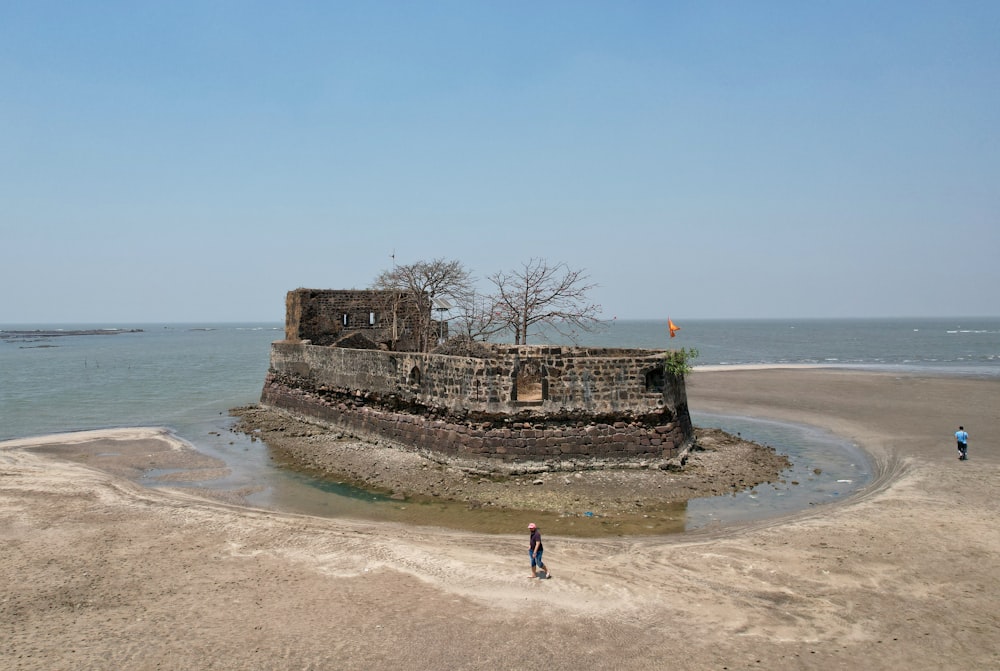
[261,289,694,463]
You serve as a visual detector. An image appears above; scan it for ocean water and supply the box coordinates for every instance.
[561,317,1000,375]
[0,323,281,442]
[2,318,997,530]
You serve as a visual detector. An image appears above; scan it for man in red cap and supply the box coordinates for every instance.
[528,523,550,579]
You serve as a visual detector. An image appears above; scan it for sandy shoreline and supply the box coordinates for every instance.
[2,369,999,669]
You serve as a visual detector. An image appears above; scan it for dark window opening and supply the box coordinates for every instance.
[644,366,665,393]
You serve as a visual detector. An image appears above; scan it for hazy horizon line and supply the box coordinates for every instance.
[4,314,1000,327]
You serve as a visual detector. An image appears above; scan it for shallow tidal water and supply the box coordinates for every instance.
[146,411,874,538]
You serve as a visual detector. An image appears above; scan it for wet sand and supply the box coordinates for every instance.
[2,369,999,670]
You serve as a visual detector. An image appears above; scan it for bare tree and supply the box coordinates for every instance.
[487,258,602,345]
[372,258,475,351]
[370,289,417,350]
[451,291,507,342]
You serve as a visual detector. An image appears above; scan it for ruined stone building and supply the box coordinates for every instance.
[262,288,693,462]
[285,288,433,351]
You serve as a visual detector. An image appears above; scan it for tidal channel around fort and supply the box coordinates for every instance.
[145,412,873,538]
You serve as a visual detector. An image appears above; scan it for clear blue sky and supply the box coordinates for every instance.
[2,1,998,323]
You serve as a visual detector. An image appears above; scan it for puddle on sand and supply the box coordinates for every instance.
[151,412,873,538]
[685,412,873,530]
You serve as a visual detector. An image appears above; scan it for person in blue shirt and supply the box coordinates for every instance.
[955,426,969,460]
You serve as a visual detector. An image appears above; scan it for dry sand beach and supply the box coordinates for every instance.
[2,368,999,670]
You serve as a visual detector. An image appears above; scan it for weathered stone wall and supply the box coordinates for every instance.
[285,288,429,350]
[262,376,689,461]
[268,342,680,417]
[261,342,693,462]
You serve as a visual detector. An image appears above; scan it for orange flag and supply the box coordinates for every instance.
[668,318,680,338]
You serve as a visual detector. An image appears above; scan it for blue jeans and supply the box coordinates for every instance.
[530,549,544,568]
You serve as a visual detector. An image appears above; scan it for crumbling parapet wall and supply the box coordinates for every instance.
[261,342,693,462]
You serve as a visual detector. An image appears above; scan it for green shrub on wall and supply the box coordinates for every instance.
[663,348,699,377]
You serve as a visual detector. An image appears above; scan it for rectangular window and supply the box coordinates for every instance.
[342,313,349,326]
[369,312,376,326]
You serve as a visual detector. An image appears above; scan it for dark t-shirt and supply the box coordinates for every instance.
[530,530,543,552]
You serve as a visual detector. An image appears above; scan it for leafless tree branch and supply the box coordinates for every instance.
[372,258,475,351]
[486,258,602,344]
